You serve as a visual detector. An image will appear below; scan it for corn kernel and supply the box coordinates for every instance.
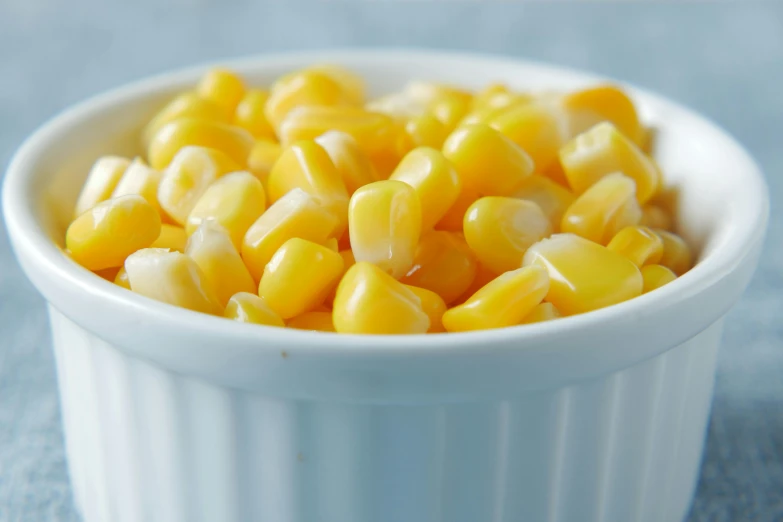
[323,238,339,252]
[142,93,231,146]
[641,264,677,293]
[519,302,561,324]
[606,225,663,267]
[224,292,285,327]
[314,130,379,195]
[333,262,429,334]
[287,311,336,332]
[435,188,480,232]
[247,139,282,184]
[309,64,365,106]
[197,68,245,113]
[559,122,658,203]
[405,113,448,149]
[265,70,351,131]
[489,103,566,172]
[124,248,221,315]
[148,118,254,170]
[67,195,161,271]
[561,85,644,145]
[542,158,571,187]
[442,265,550,332]
[151,224,187,252]
[114,266,130,289]
[349,180,421,279]
[429,93,472,133]
[655,229,692,275]
[640,204,673,231]
[510,175,575,230]
[324,248,356,306]
[94,266,121,281]
[464,197,551,274]
[73,156,131,217]
[453,263,498,305]
[443,124,534,196]
[365,91,426,119]
[234,89,275,140]
[523,233,643,315]
[111,158,164,218]
[405,285,446,333]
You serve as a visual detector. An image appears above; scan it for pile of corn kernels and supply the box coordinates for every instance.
[65,65,692,334]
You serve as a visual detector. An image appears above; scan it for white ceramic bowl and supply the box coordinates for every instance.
[3,50,768,522]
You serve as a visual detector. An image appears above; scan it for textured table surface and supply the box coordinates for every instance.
[1,2,782,521]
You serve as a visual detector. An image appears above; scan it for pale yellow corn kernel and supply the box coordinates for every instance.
[287,311,336,332]
[641,264,677,293]
[224,292,285,327]
[125,248,221,314]
[234,89,275,140]
[429,94,472,133]
[114,266,130,289]
[265,70,351,131]
[196,68,246,113]
[561,84,644,145]
[442,265,550,332]
[404,82,472,113]
[471,83,510,110]
[111,158,164,218]
[315,131,379,195]
[458,105,507,128]
[654,229,692,275]
[242,188,339,281]
[453,263,498,305]
[259,238,344,319]
[67,195,161,271]
[435,188,480,232]
[401,230,478,305]
[349,180,421,279]
[73,156,131,217]
[640,204,673,231]
[142,92,231,146]
[489,103,566,172]
[606,225,663,267]
[519,302,562,324]
[94,266,121,281]
[148,118,254,170]
[464,197,552,274]
[365,91,426,119]
[510,175,576,231]
[389,147,462,231]
[443,124,535,196]
[151,224,188,252]
[186,171,266,249]
[333,262,430,335]
[247,139,282,184]
[309,64,366,106]
[523,233,643,315]
[157,146,242,225]
[405,113,448,149]
[561,173,642,245]
[186,222,256,307]
[559,122,659,203]
[404,285,446,333]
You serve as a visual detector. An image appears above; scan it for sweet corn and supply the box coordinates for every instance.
[365,91,426,119]
[234,89,275,140]
[265,70,351,131]
[111,158,164,218]
[247,139,282,184]
[125,248,221,314]
[489,103,566,172]
[640,204,673,231]
[542,158,570,187]
[559,122,659,203]
[471,84,532,112]
[323,238,339,252]
[324,248,356,306]
[142,93,231,146]
[442,265,550,332]
[443,124,534,196]
[523,233,643,315]
[510,175,575,230]
[348,180,421,279]
[333,262,429,334]
[519,302,561,324]
[641,264,677,293]
[655,229,692,275]
[259,238,344,319]
[197,68,245,113]
[464,197,551,274]
[429,93,472,133]
[561,85,644,145]
[186,171,266,249]
[67,195,161,271]
[405,113,448,149]
[454,263,498,305]
[242,188,339,281]
[114,266,130,289]
[186,222,256,307]
[151,224,188,252]
[405,285,446,333]
[148,118,254,170]
[224,292,285,327]
[314,131,379,195]
[435,188,480,232]
[287,311,336,332]
[310,64,365,106]
[73,156,131,217]
[606,225,663,267]
[94,266,120,281]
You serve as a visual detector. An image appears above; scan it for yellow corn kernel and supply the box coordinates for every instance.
[405,285,446,333]
[186,171,266,249]
[542,158,571,187]
[348,180,421,279]
[323,237,339,252]
[401,230,478,305]
[124,248,221,314]
[247,139,282,184]
[114,266,130,289]
[151,224,188,252]
[196,68,246,113]
[655,229,692,275]
[559,122,659,203]
[561,84,644,145]
[73,156,131,217]
[66,195,161,271]
[309,64,365,106]
[148,118,254,170]
[405,82,472,112]
[457,105,507,128]
[142,92,231,146]
[442,265,550,332]
[435,188,480,232]
[510,175,575,231]
[640,204,673,231]
[489,103,566,172]
[365,91,426,119]
[523,233,643,315]
[234,89,275,140]
[443,124,534,196]
[94,266,121,281]
[606,225,663,267]
[324,248,357,306]
[405,113,448,149]
[464,197,552,274]
[454,263,498,305]
[389,147,461,231]
[265,70,351,131]
[111,158,164,218]
[314,131,379,195]
[287,311,336,332]
[561,173,642,245]
[157,146,242,225]
[471,83,509,110]
[429,93,472,133]
[333,262,429,334]
[641,264,677,293]
[519,302,562,324]
[242,188,339,281]
[259,238,344,319]
[224,292,285,327]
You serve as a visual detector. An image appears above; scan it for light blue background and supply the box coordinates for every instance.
[1,2,781,520]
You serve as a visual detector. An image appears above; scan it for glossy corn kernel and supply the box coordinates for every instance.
[429,93,472,133]
[519,302,562,324]
[157,146,242,225]
[288,311,336,332]
[124,248,221,314]
[148,118,254,170]
[241,188,339,281]
[332,262,429,334]
[348,180,421,279]
[389,147,461,230]
[464,197,552,274]
[607,225,663,267]
[73,156,131,217]
[443,124,534,196]
[471,83,510,110]
[186,171,266,249]
[142,92,230,146]
[510,175,575,231]
[640,204,673,231]
[114,266,130,289]
[310,64,365,106]
[561,173,642,245]
[67,195,161,271]
[234,89,275,140]
[111,158,164,218]
[405,285,446,333]
[224,292,285,327]
[559,122,659,203]
[247,139,282,184]
[435,188,480,232]
[641,264,677,293]
[197,68,245,113]
[655,229,692,275]
[259,238,344,319]
[454,263,498,305]
[489,103,566,172]
[523,233,643,315]
[561,84,644,145]
[315,131,379,195]
[150,224,188,252]
[405,113,448,149]
[265,70,350,131]
[442,265,550,332]
[365,91,426,119]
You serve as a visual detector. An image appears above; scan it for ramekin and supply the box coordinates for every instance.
[3,50,768,522]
